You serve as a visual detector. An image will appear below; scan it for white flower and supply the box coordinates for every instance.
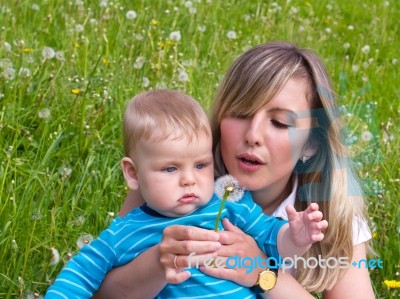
[169,31,181,42]
[361,45,370,54]
[107,211,115,217]
[343,42,350,49]
[392,58,398,65]
[178,69,189,82]
[0,58,12,69]
[31,4,40,11]
[142,77,150,87]
[227,31,237,39]
[90,18,98,25]
[77,234,94,249]
[134,56,145,69]
[126,10,137,20]
[55,51,65,62]
[361,131,373,142]
[3,67,15,80]
[38,108,50,119]
[325,27,331,34]
[18,67,31,78]
[214,175,244,203]
[75,24,84,33]
[42,47,55,59]
[50,247,60,265]
[59,166,72,178]
[100,0,108,7]
[347,25,354,30]
[4,41,11,52]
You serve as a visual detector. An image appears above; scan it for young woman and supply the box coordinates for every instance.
[93,41,374,298]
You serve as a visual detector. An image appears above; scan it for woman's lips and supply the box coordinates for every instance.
[237,153,265,171]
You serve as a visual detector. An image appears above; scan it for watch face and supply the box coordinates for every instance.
[259,270,277,290]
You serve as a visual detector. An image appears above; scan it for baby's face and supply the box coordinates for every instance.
[133,134,214,217]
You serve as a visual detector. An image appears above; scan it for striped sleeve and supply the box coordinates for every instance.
[45,227,117,298]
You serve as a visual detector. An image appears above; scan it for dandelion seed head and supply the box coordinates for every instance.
[351,64,359,72]
[347,25,354,30]
[2,67,15,80]
[55,51,65,62]
[142,77,150,87]
[178,69,189,82]
[18,67,31,78]
[343,42,350,49]
[31,4,40,11]
[189,7,197,14]
[198,25,206,32]
[361,131,373,142]
[361,45,370,54]
[42,46,55,59]
[50,247,60,265]
[77,234,94,249]
[227,31,237,40]
[214,175,244,202]
[169,31,181,42]
[4,41,11,52]
[134,56,145,69]
[126,10,137,20]
[75,24,84,33]
[100,0,108,7]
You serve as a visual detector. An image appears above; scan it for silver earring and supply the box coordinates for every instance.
[301,156,308,163]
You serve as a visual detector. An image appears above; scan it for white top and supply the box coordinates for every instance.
[272,176,372,245]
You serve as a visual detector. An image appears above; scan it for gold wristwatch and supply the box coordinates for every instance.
[251,267,278,293]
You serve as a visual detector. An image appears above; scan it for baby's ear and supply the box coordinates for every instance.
[121,157,139,190]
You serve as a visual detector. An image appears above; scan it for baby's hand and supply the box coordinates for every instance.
[286,203,328,248]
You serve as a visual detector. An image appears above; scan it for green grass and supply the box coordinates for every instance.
[0,0,399,298]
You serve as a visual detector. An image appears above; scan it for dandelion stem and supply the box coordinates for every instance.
[214,189,232,232]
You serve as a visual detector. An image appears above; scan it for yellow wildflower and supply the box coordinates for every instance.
[71,89,81,95]
[151,19,158,26]
[102,58,108,65]
[384,280,400,288]
[372,232,377,238]
[23,48,34,53]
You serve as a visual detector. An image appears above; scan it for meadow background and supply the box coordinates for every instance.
[0,0,399,298]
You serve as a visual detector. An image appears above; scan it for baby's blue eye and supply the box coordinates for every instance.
[163,166,177,173]
[195,163,205,169]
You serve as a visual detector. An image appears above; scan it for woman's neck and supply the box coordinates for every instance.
[251,176,293,215]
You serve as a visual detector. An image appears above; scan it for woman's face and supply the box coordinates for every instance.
[220,78,315,202]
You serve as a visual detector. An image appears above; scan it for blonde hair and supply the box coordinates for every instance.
[211,42,369,292]
[123,89,211,157]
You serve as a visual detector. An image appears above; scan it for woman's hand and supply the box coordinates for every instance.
[160,225,222,284]
[199,218,264,287]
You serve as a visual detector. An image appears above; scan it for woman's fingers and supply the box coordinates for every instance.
[163,225,220,241]
[160,239,221,256]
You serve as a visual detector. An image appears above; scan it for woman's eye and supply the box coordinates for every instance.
[271,120,289,129]
[162,166,177,173]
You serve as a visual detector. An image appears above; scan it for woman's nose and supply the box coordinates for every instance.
[244,114,264,146]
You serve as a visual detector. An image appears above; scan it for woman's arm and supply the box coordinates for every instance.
[93,189,221,299]
[323,242,374,299]
[266,270,315,299]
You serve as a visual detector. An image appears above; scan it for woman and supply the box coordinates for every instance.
[94,41,374,298]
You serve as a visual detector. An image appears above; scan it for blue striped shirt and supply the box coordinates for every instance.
[45,191,286,298]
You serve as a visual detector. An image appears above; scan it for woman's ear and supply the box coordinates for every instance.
[121,157,139,190]
[301,138,318,158]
